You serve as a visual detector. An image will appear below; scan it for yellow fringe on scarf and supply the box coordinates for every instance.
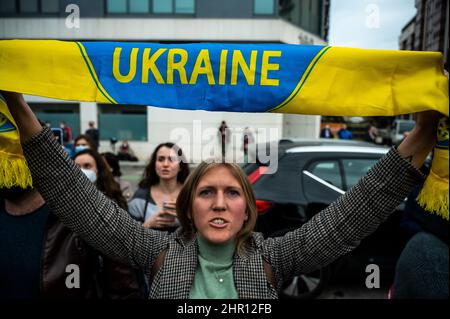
[0,150,33,188]
[416,117,449,220]
[417,170,449,220]
[0,96,33,188]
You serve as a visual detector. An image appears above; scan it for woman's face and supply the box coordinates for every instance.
[192,165,248,245]
[155,146,181,181]
[74,153,98,173]
[75,138,89,148]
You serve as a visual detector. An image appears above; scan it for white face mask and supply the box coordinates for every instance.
[81,168,97,183]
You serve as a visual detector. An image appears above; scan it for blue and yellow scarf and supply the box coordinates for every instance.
[0,40,448,218]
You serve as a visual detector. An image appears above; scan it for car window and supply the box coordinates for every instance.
[250,154,305,204]
[309,161,343,189]
[342,158,378,189]
[252,165,302,202]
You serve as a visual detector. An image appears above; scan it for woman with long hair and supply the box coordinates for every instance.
[74,148,127,210]
[128,142,190,230]
[4,92,439,299]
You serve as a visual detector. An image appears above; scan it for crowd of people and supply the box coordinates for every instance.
[0,91,448,300]
[46,118,257,167]
[320,123,378,142]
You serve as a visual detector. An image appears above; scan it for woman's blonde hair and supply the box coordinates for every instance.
[176,161,257,254]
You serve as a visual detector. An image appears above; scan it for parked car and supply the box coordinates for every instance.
[244,141,409,298]
[390,119,415,145]
[278,137,376,147]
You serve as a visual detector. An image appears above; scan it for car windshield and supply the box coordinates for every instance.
[398,121,415,134]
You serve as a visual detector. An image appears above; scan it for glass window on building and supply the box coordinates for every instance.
[2,0,59,14]
[0,0,16,13]
[153,0,173,13]
[29,103,80,144]
[20,0,38,13]
[107,0,127,13]
[41,0,59,13]
[175,0,194,14]
[130,0,150,13]
[254,0,274,15]
[98,104,147,142]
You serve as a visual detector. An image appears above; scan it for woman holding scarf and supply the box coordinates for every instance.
[1,91,441,298]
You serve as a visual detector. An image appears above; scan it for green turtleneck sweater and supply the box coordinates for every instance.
[189,236,239,299]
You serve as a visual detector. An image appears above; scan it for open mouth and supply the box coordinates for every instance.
[209,218,229,228]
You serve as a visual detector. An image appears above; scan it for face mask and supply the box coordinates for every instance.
[74,145,89,154]
[81,168,97,183]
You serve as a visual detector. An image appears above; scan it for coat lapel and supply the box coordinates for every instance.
[233,244,278,299]
[151,235,198,299]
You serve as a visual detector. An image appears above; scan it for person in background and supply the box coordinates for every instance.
[0,187,102,299]
[218,121,231,161]
[366,122,379,143]
[128,142,190,231]
[72,134,98,158]
[391,231,448,299]
[110,137,118,153]
[85,121,99,148]
[73,149,146,298]
[59,121,72,145]
[117,140,138,161]
[337,124,353,140]
[73,149,127,212]
[102,152,133,201]
[0,121,138,299]
[242,127,254,163]
[389,115,449,299]
[320,124,334,139]
[391,167,449,298]
[127,142,189,292]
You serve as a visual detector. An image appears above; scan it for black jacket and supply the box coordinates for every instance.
[42,211,146,299]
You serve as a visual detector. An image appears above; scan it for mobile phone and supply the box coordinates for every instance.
[161,212,176,221]
[161,202,176,220]
[162,201,175,211]
[51,128,64,145]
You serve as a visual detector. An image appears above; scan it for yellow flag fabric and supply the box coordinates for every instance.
[0,40,447,116]
[0,39,448,218]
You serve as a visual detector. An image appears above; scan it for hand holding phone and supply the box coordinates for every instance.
[161,200,177,220]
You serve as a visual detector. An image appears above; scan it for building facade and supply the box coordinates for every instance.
[400,0,449,64]
[399,17,416,51]
[398,0,448,121]
[0,0,330,161]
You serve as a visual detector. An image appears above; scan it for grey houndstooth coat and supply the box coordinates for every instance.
[23,128,423,299]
